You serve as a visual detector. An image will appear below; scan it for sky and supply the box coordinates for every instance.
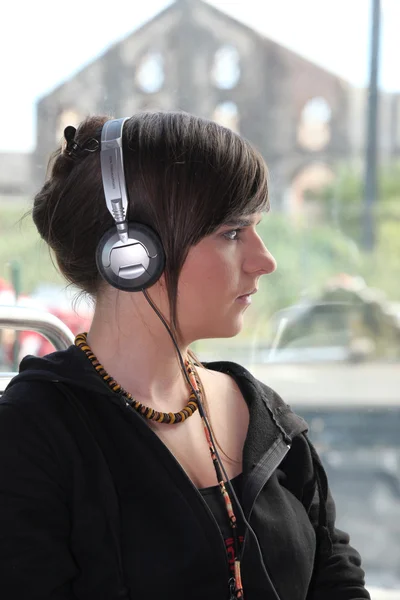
[1,0,399,152]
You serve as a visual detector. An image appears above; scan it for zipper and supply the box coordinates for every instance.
[238,435,290,600]
[241,436,290,556]
[241,436,291,520]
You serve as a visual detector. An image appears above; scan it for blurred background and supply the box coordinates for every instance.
[1,0,399,596]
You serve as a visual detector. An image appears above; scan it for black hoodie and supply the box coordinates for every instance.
[0,346,370,600]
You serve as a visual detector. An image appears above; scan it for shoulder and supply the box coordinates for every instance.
[203,360,320,498]
[1,377,67,418]
[202,359,286,403]
[0,344,102,418]
[0,381,72,481]
[203,359,309,440]
[0,376,88,462]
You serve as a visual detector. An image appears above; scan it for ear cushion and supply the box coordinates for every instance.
[96,222,165,292]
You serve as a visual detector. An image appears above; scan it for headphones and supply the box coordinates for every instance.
[96,117,165,292]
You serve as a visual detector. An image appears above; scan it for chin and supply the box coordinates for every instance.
[199,318,245,340]
[221,320,244,338]
[182,311,247,343]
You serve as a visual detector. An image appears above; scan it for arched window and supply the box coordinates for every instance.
[136,52,165,94]
[56,109,80,143]
[297,97,332,151]
[288,163,334,216]
[211,45,240,90]
[212,102,240,132]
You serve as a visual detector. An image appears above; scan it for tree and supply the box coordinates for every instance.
[304,161,400,246]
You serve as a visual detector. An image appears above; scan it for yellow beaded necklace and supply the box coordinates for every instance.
[75,332,199,424]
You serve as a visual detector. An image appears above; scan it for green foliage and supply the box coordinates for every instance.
[0,203,63,293]
[305,161,400,245]
[245,213,363,338]
[296,161,400,315]
[365,218,400,300]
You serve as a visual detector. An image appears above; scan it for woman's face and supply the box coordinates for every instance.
[176,212,276,343]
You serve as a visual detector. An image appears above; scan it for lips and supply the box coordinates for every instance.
[237,288,258,299]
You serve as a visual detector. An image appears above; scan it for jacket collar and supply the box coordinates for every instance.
[203,361,308,473]
[11,350,308,474]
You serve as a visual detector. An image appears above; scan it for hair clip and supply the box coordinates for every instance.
[63,125,99,158]
[64,126,80,157]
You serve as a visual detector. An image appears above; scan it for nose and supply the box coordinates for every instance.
[244,234,277,276]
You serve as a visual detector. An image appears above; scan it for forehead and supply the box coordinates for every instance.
[222,212,265,227]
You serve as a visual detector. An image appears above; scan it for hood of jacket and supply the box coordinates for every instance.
[6,345,312,492]
[8,345,309,446]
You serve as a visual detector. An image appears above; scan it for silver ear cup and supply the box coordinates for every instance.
[96,223,165,291]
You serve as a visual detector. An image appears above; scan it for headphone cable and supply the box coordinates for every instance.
[142,288,282,600]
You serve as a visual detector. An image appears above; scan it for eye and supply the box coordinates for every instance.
[223,228,242,241]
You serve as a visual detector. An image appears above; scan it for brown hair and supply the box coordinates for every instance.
[33,111,269,332]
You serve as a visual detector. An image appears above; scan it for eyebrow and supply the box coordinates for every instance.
[222,216,263,228]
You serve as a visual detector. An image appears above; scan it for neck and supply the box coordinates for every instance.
[86,287,194,412]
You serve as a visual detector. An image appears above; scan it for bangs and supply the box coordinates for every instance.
[233,146,270,218]
[206,128,270,231]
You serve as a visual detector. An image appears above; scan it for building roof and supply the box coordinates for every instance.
[37,0,348,103]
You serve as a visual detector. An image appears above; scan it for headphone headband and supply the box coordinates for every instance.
[100,118,129,243]
[97,117,165,291]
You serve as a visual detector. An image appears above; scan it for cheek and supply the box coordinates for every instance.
[179,257,233,302]
[177,239,239,316]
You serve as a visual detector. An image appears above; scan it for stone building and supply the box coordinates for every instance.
[0,153,32,204]
[26,0,400,209]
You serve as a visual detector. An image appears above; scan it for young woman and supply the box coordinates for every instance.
[0,112,370,600]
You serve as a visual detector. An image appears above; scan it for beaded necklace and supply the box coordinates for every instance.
[75,332,198,424]
[74,332,244,599]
